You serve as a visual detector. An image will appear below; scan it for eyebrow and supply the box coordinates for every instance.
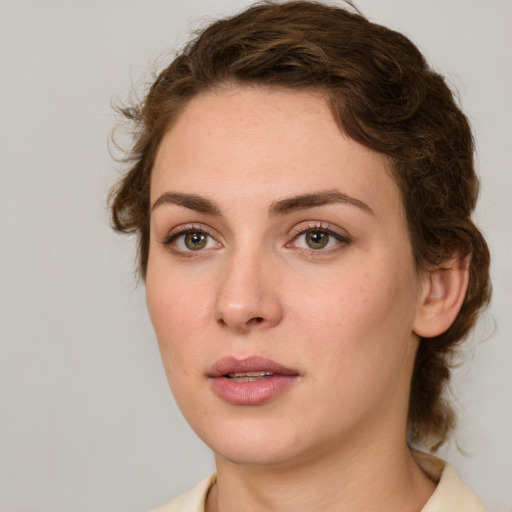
[151,189,373,216]
[151,192,221,215]
[268,189,374,216]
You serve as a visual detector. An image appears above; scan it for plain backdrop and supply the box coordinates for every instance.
[0,1,511,511]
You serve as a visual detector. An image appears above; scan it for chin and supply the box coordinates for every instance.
[198,416,308,468]
[215,441,304,468]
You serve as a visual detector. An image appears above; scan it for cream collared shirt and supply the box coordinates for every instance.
[152,451,485,512]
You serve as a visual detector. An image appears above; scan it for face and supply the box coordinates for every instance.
[146,86,428,468]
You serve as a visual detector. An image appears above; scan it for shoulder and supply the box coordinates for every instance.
[151,474,216,512]
[413,450,486,512]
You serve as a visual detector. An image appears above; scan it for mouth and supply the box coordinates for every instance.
[207,356,300,406]
[208,355,299,378]
[226,371,274,382]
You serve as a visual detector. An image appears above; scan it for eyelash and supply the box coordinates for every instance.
[162,224,220,257]
[287,222,352,255]
[161,222,352,257]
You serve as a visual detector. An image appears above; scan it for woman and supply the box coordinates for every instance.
[109,2,490,510]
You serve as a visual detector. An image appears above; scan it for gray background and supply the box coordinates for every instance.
[0,0,510,511]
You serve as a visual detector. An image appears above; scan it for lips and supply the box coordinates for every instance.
[207,356,300,406]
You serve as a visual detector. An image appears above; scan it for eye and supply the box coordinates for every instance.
[164,227,221,253]
[182,231,209,250]
[303,230,332,250]
[288,224,351,253]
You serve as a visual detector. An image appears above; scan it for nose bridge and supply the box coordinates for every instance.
[213,242,283,332]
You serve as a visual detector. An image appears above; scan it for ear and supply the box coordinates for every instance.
[413,254,470,338]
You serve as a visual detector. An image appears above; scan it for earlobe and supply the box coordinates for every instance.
[413,254,470,338]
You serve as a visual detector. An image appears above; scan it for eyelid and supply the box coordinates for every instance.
[158,221,351,255]
[286,221,353,253]
[287,221,352,241]
[161,223,223,253]
[163,223,208,243]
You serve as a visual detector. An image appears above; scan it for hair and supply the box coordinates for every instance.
[109,0,491,449]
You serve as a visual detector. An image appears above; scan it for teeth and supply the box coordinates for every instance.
[227,371,273,382]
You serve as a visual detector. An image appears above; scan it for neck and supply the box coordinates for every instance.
[206,438,435,512]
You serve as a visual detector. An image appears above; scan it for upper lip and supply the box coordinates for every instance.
[207,356,299,378]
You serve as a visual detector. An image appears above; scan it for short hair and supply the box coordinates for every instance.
[109,0,491,449]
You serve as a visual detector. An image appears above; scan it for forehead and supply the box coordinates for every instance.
[151,86,401,218]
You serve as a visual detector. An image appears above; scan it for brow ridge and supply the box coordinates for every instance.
[151,192,221,215]
[152,189,373,217]
[268,189,373,216]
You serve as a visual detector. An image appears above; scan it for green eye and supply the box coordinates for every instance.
[305,231,330,249]
[289,225,350,253]
[184,232,208,250]
[165,228,220,253]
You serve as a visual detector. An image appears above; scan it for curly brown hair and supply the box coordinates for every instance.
[109,0,491,449]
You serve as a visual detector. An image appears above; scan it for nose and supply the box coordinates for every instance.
[213,249,284,333]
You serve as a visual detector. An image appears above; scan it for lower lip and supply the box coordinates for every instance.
[209,375,298,406]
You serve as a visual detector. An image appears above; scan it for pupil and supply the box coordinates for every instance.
[307,231,328,249]
[185,232,206,250]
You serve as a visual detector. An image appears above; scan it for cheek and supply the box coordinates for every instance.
[147,254,200,324]
[294,265,420,415]
[291,256,420,362]
[146,261,216,374]
[296,269,395,323]
[146,278,201,413]
[146,269,187,363]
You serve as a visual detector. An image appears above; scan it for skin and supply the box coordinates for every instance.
[146,86,439,511]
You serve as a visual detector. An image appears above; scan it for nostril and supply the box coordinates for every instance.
[215,316,263,327]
